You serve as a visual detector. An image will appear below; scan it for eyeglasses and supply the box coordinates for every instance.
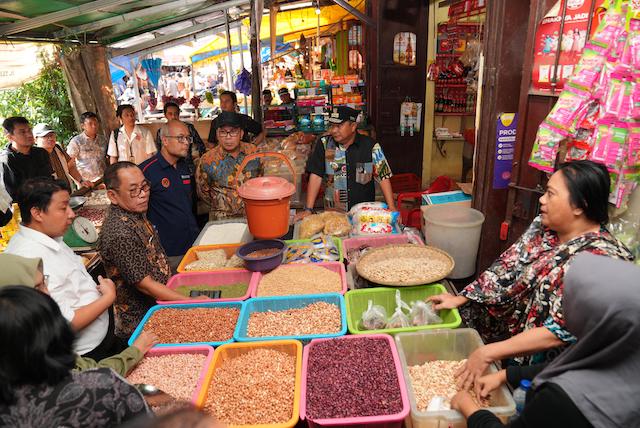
[217,129,241,138]
[166,135,193,144]
[125,180,151,198]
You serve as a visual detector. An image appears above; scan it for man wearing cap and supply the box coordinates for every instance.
[278,87,294,105]
[34,123,93,191]
[302,106,396,214]
[140,120,199,267]
[262,89,274,106]
[0,117,53,201]
[197,111,261,221]
[207,90,266,147]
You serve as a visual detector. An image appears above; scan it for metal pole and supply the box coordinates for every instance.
[237,25,249,115]
[224,10,234,93]
[129,58,144,123]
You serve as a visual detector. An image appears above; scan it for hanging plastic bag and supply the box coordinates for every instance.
[361,300,387,330]
[410,300,443,326]
[386,290,411,329]
[235,68,252,96]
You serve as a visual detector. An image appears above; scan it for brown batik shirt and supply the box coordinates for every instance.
[97,204,171,339]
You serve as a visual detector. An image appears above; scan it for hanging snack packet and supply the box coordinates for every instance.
[386,290,411,329]
[409,300,443,326]
[529,123,567,172]
[361,300,388,330]
[545,84,591,133]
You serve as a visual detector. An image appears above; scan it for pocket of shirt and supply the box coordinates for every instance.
[355,162,373,185]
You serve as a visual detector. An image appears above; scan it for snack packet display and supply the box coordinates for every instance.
[409,300,443,326]
[284,235,340,264]
[361,300,388,330]
[529,123,567,172]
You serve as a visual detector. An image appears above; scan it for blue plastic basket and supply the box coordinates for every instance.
[128,301,244,348]
[234,293,347,343]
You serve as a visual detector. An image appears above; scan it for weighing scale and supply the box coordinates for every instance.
[63,216,98,249]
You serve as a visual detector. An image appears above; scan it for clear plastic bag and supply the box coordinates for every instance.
[361,300,387,330]
[409,300,443,326]
[386,290,411,329]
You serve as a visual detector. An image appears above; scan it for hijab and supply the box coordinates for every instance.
[534,253,640,428]
[0,254,41,288]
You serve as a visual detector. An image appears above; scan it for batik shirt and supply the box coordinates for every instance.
[459,215,634,364]
[67,132,107,182]
[97,204,171,339]
[306,133,393,210]
[196,142,261,220]
[0,368,148,427]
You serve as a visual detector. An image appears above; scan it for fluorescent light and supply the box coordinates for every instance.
[280,1,313,11]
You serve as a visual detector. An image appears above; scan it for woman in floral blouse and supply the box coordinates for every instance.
[429,160,633,386]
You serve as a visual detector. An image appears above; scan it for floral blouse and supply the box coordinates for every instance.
[0,368,148,427]
[460,215,633,364]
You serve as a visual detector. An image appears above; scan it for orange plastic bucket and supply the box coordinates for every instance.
[236,152,296,239]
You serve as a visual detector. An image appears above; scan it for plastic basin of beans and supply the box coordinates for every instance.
[305,337,404,419]
[142,307,239,343]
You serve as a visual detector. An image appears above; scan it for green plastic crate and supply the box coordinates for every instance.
[284,237,343,263]
[345,284,462,335]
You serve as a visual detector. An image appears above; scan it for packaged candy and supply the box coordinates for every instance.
[409,300,443,326]
[545,85,591,133]
[529,123,567,172]
[361,300,387,330]
[352,207,399,224]
[284,243,315,263]
[386,290,411,329]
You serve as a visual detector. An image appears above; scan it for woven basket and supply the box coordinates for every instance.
[355,244,455,286]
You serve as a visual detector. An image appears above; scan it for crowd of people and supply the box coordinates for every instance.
[0,91,639,428]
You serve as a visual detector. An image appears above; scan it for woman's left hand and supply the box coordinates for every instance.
[456,345,494,391]
[450,390,481,418]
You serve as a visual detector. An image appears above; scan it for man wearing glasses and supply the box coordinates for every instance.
[97,161,196,340]
[196,111,261,221]
[140,120,199,266]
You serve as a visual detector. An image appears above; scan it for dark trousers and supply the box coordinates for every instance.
[81,307,128,361]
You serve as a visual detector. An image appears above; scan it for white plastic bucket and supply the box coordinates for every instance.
[422,205,485,279]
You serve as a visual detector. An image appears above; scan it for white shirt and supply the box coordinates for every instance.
[107,125,156,165]
[5,226,109,355]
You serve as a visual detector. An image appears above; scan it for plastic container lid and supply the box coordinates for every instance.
[238,176,296,201]
[520,379,532,390]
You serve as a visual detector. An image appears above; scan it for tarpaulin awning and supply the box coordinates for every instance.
[0,42,55,89]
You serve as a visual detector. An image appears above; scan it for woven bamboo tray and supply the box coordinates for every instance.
[355,244,455,286]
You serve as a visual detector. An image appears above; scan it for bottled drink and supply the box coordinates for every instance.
[512,379,532,417]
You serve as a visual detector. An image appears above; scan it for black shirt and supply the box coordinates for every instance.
[305,132,392,210]
[140,153,200,257]
[467,364,593,428]
[0,145,54,199]
[207,113,263,145]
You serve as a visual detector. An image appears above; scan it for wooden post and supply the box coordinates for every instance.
[250,0,263,120]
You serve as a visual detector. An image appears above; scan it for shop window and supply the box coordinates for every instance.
[393,32,416,66]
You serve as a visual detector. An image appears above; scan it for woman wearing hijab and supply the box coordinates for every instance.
[428,161,633,383]
[450,253,640,428]
[0,286,149,427]
[0,253,158,376]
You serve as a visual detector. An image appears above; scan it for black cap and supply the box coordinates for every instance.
[328,106,360,124]
[278,87,290,95]
[216,111,242,128]
[262,89,272,95]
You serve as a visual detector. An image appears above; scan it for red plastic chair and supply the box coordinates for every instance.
[397,176,456,229]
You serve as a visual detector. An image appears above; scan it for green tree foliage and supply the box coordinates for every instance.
[0,54,76,148]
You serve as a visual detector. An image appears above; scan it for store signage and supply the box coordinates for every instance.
[531,0,606,93]
[493,113,517,189]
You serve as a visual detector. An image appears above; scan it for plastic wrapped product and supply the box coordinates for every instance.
[361,300,387,330]
[409,300,443,326]
[386,290,411,329]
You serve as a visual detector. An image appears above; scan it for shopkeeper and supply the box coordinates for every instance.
[303,106,396,213]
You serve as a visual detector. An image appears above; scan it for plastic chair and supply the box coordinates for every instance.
[397,176,456,229]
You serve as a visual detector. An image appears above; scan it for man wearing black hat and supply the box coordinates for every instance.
[278,87,294,105]
[207,90,265,147]
[262,89,274,106]
[302,106,396,215]
[196,111,261,220]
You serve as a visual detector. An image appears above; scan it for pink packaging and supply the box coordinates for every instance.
[300,334,410,428]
